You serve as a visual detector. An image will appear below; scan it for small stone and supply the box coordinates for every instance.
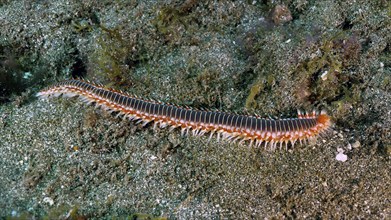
[336,152,348,162]
[321,70,328,81]
[43,197,54,206]
[352,141,361,149]
[272,5,292,25]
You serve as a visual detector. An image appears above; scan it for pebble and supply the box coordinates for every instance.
[336,152,348,162]
[272,5,292,25]
[352,141,361,148]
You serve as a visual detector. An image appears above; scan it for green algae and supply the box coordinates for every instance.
[245,80,264,110]
[152,3,200,47]
[89,26,132,87]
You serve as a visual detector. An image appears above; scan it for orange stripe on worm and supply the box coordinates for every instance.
[37,79,332,150]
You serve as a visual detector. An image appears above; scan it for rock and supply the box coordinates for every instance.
[272,5,292,25]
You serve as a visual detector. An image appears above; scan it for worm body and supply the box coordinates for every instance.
[37,79,331,149]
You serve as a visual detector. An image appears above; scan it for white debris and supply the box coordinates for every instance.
[23,71,32,79]
[336,148,348,162]
[43,197,54,206]
[347,143,352,150]
[321,70,328,81]
[11,210,18,217]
